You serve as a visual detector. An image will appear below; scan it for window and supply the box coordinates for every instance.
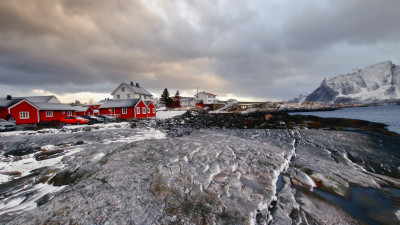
[153,108,155,113]
[46,111,53,117]
[20,112,29,119]
[117,94,120,99]
[142,107,146,114]
[62,111,65,114]
[68,111,72,116]
[127,94,130,99]
[122,108,127,114]
[122,87,125,92]
[208,100,212,103]
[147,108,150,113]
[137,107,140,114]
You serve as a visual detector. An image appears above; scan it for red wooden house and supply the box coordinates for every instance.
[73,106,94,116]
[99,99,151,119]
[8,101,76,124]
[1,95,76,125]
[83,104,102,115]
[144,101,156,118]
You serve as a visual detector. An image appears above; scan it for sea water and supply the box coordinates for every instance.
[289,105,400,134]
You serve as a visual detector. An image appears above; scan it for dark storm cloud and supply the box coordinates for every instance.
[283,0,400,50]
[0,0,400,101]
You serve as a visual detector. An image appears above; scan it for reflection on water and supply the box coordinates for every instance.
[290,105,400,134]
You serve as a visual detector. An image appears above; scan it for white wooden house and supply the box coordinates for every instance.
[111,82,153,101]
[194,91,218,104]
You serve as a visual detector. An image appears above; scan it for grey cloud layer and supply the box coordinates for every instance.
[0,0,399,100]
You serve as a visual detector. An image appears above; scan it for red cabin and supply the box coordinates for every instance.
[99,99,149,119]
[145,101,156,118]
[74,106,94,116]
[83,104,101,115]
[8,100,40,124]
[5,99,76,125]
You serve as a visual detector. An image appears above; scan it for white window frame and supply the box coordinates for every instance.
[62,110,65,114]
[68,111,72,116]
[142,107,146,114]
[153,108,155,113]
[46,111,53,117]
[147,108,150,113]
[122,107,127,114]
[20,112,30,119]
[136,107,140,114]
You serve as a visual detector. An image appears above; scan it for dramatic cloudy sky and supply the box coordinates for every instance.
[1,0,400,103]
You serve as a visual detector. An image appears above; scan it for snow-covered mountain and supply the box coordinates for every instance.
[305,61,400,105]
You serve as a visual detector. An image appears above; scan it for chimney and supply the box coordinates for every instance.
[136,83,140,88]
[6,95,12,100]
[130,81,134,86]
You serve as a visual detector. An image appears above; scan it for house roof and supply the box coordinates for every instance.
[73,106,90,112]
[33,103,76,111]
[195,92,217,96]
[111,82,153,97]
[144,101,155,106]
[99,99,141,109]
[0,99,22,108]
[24,96,60,103]
[0,95,60,108]
[5,96,60,103]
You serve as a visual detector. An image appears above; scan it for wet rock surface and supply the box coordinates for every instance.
[0,116,399,224]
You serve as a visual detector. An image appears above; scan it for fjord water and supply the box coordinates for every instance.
[290,105,400,134]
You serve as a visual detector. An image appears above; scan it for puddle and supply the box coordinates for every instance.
[312,186,400,225]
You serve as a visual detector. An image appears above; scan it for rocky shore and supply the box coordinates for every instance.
[0,111,399,224]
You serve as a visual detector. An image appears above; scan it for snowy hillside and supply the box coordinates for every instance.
[306,61,400,104]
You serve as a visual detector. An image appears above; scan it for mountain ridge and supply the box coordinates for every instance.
[303,61,400,105]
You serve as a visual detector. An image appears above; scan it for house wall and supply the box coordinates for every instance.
[114,107,135,119]
[113,87,135,100]
[196,93,217,104]
[146,103,156,117]
[135,101,148,119]
[0,108,9,119]
[180,99,196,107]
[9,101,39,124]
[113,84,152,101]
[39,110,73,122]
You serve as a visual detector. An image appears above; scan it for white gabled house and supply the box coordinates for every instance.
[195,91,218,104]
[111,82,153,101]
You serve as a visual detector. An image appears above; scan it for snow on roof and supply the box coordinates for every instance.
[73,106,89,112]
[111,83,153,96]
[144,101,154,106]
[0,99,21,108]
[33,103,76,111]
[99,99,141,109]
[0,96,60,107]
[195,91,217,96]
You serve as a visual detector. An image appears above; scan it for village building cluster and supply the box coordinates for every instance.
[0,81,333,126]
[0,82,157,125]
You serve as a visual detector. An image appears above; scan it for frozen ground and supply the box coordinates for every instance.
[0,121,399,224]
[156,110,187,119]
